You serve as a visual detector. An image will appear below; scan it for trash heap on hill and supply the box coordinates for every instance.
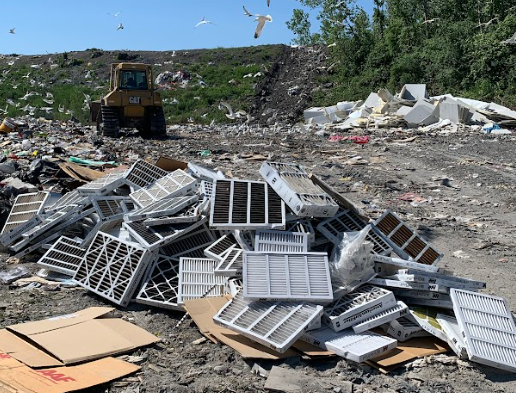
[304,83,516,134]
[1,156,514,374]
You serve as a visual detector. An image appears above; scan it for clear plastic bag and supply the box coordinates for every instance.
[329,225,375,287]
[0,265,31,285]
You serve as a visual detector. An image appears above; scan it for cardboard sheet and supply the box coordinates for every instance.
[184,297,299,360]
[155,156,188,171]
[366,336,449,371]
[0,307,158,368]
[0,354,139,393]
[58,163,105,182]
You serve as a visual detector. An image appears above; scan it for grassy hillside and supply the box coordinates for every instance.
[0,45,284,125]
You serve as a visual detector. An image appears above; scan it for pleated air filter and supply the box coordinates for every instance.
[385,317,429,342]
[126,195,199,222]
[160,224,217,261]
[392,269,486,291]
[14,231,63,259]
[213,292,323,353]
[124,217,206,251]
[316,210,391,255]
[74,231,155,307]
[36,236,86,276]
[123,160,169,189]
[81,218,123,248]
[352,301,408,333]
[436,314,468,359]
[18,205,85,244]
[323,285,396,332]
[143,200,206,226]
[285,219,315,245]
[76,172,127,195]
[91,196,131,222]
[135,253,182,310]
[204,234,239,261]
[243,252,333,304]
[177,258,226,304]
[301,327,397,363]
[136,225,217,310]
[210,179,285,230]
[372,210,442,265]
[214,246,244,277]
[129,169,198,208]
[260,162,339,218]
[451,289,516,372]
[45,190,89,214]
[1,191,49,235]
[254,230,308,253]
[368,277,449,294]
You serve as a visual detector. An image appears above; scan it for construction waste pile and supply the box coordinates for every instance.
[304,83,516,134]
[1,155,514,376]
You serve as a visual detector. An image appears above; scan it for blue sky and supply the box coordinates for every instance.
[1,0,373,54]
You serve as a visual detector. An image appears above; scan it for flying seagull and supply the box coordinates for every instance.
[195,17,216,28]
[8,28,15,34]
[107,11,122,17]
[117,23,124,30]
[218,101,235,119]
[254,15,272,39]
[243,6,253,17]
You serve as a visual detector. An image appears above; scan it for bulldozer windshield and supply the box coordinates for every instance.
[120,70,148,90]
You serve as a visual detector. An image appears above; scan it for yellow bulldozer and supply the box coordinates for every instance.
[90,63,166,137]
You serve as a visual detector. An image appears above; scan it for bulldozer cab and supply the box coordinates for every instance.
[90,63,166,138]
[111,63,151,92]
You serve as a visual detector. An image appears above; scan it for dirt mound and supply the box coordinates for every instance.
[251,45,331,124]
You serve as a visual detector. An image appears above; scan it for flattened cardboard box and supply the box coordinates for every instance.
[0,307,158,368]
[366,336,448,371]
[0,353,139,393]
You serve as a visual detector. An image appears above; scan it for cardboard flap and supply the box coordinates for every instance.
[0,357,139,393]
[370,337,448,368]
[97,319,158,348]
[0,330,62,368]
[155,156,188,171]
[8,308,114,336]
[0,351,25,371]
[184,296,231,335]
[22,319,148,365]
[210,330,298,360]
